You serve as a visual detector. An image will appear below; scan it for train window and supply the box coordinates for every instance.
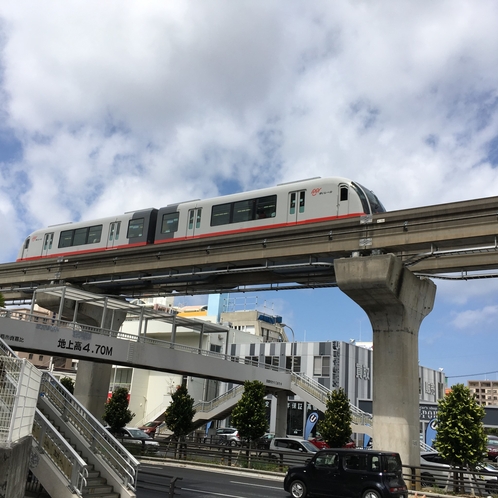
[299,191,305,213]
[88,225,102,244]
[24,238,30,250]
[188,210,194,230]
[256,195,276,218]
[233,199,254,223]
[128,218,144,238]
[73,227,89,246]
[109,222,121,241]
[340,186,348,202]
[43,233,53,250]
[59,230,74,248]
[196,208,202,229]
[211,203,231,226]
[161,212,179,234]
[289,193,296,215]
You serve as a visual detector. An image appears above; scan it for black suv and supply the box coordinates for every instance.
[283,448,407,498]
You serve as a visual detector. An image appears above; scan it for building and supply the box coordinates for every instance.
[115,295,445,442]
[231,338,445,439]
[468,380,498,406]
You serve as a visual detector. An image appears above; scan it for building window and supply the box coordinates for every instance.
[313,356,330,377]
[265,356,279,369]
[245,356,258,366]
[286,356,301,373]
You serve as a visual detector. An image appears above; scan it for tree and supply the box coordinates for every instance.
[164,384,195,440]
[60,377,74,394]
[317,387,352,448]
[102,387,135,430]
[0,292,4,308]
[434,383,487,469]
[231,380,268,446]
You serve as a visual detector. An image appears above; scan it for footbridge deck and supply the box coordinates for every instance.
[0,309,373,434]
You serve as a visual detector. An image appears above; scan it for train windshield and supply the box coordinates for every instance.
[351,182,386,214]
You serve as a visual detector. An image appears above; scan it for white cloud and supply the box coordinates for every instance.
[450,304,498,331]
[1,0,498,265]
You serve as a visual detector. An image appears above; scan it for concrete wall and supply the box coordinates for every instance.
[0,436,32,498]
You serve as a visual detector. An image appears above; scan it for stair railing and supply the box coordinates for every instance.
[38,371,140,491]
[32,409,89,495]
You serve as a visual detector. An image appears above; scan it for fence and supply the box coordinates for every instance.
[0,338,41,446]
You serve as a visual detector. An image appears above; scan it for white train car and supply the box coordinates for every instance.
[17,209,158,261]
[153,176,384,244]
[17,177,384,261]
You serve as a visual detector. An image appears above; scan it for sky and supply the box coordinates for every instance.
[1,1,498,387]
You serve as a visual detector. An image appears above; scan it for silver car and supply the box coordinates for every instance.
[420,451,498,494]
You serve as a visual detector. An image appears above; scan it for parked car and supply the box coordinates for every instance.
[420,451,498,494]
[486,435,498,461]
[269,436,318,456]
[138,420,162,438]
[255,432,275,450]
[308,436,356,450]
[308,436,330,449]
[215,427,241,446]
[105,426,160,452]
[284,448,407,498]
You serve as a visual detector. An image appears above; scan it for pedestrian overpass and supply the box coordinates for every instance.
[0,305,374,498]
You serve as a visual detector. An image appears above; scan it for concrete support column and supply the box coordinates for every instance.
[274,391,288,437]
[0,436,32,498]
[334,254,436,471]
[72,304,127,421]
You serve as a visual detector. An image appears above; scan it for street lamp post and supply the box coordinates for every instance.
[281,323,295,373]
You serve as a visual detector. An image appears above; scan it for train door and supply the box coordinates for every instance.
[41,232,54,257]
[107,221,121,248]
[287,190,307,223]
[186,207,202,237]
[337,184,350,217]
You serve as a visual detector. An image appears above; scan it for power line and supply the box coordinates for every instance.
[446,370,498,379]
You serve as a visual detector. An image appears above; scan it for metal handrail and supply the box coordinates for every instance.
[38,371,140,491]
[32,409,89,496]
[291,372,373,427]
[194,386,244,414]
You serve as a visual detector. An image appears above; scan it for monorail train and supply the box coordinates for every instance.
[17,176,385,262]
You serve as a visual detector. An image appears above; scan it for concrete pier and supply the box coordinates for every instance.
[335,253,436,472]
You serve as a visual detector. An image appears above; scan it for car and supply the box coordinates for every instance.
[308,436,356,450]
[420,451,498,494]
[215,427,241,446]
[269,436,318,455]
[486,435,498,461]
[138,420,162,438]
[255,432,275,450]
[308,436,330,449]
[105,426,160,452]
[283,448,408,498]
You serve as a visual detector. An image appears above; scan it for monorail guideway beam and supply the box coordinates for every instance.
[334,253,436,477]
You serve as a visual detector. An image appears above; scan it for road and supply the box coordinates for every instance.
[137,461,286,498]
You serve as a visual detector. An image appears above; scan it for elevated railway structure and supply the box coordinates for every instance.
[2,194,498,486]
[1,195,498,301]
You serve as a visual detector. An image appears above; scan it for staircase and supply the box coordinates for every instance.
[193,374,374,435]
[34,371,139,498]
